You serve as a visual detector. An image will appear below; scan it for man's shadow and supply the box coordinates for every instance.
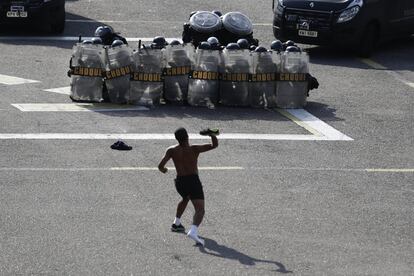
[197,237,292,273]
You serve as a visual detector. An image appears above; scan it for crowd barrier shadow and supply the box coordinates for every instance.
[88,101,344,123]
[197,237,293,273]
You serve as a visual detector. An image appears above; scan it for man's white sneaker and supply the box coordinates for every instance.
[187,231,205,246]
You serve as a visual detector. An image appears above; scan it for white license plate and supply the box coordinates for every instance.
[298,30,318,38]
[7,6,27,18]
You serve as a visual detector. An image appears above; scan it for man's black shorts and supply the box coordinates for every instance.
[175,174,204,200]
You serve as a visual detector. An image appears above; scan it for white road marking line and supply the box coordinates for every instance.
[279,109,353,141]
[111,166,244,171]
[5,106,352,140]
[1,166,411,173]
[276,108,322,136]
[359,58,387,70]
[0,74,40,85]
[66,19,184,24]
[11,103,149,112]
[365,168,414,173]
[43,86,71,95]
[0,36,180,43]
[251,166,414,173]
[65,19,272,26]
[359,58,414,89]
[385,70,414,89]
[0,166,243,172]
[0,133,326,140]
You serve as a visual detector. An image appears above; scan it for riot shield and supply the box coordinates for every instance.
[69,43,105,102]
[130,47,164,106]
[276,52,309,108]
[219,49,251,107]
[249,51,280,108]
[163,44,194,104]
[104,45,133,104]
[187,49,221,108]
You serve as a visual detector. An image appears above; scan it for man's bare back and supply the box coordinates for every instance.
[168,145,199,176]
[158,132,218,176]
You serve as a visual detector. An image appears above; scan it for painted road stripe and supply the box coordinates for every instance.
[280,109,353,141]
[44,86,71,95]
[0,133,329,140]
[365,168,414,173]
[276,108,322,136]
[65,19,272,26]
[252,166,414,172]
[359,58,414,89]
[5,107,352,140]
[0,36,181,43]
[0,166,243,172]
[0,167,411,173]
[0,74,40,85]
[359,58,387,70]
[111,166,244,171]
[12,103,149,112]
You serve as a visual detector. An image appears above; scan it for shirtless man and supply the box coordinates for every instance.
[158,127,219,246]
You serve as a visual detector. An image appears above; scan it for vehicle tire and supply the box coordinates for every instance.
[50,5,65,34]
[272,16,278,38]
[272,15,284,40]
[358,23,378,58]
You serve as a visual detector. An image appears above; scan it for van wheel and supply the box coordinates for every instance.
[358,23,378,58]
[50,5,66,34]
[272,16,279,38]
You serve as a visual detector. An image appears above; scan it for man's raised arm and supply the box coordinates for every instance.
[211,134,218,149]
[194,134,218,153]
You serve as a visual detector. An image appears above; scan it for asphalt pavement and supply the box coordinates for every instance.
[0,1,413,275]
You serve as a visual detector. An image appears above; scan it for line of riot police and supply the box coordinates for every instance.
[68,11,318,109]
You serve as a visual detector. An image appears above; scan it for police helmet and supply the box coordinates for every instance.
[169,39,181,46]
[82,39,93,45]
[91,37,103,45]
[94,26,114,40]
[254,46,268,53]
[285,40,295,47]
[152,36,167,47]
[237,38,249,49]
[111,39,124,48]
[270,40,283,52]
[249,45,257,51]
[285,45,301,53]
[207,37,220,46]
[198,41,212,50]
[212,10,222,17]
[226,43,241,50]
[283,40,295,50]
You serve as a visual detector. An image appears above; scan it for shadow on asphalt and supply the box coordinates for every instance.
[90,104,344,123]
[305,101,342,122]
[0,12,115,49]
[84,99,344,122]
[198,237,293,273]
[303,35,414,71]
